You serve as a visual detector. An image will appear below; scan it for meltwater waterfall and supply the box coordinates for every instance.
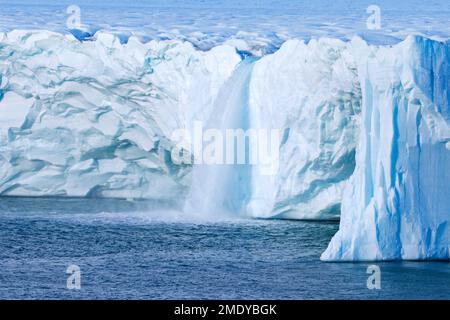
[184,58,256,217]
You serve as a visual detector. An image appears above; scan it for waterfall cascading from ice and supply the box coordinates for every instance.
[184,58,256,217]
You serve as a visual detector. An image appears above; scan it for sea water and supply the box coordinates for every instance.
[0,197,449,299]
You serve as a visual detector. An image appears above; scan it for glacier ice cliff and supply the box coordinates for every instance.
[0,30,240,201]
[184,39,361,219]
[0,30,360,220]
[247,39,361,219]
[0,29,449,237]
[322,36,450,260]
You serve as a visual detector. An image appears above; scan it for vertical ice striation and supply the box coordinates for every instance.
[322,36,450,261]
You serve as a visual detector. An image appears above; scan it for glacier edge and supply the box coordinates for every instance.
[321,35,450,261]
[0,29,449,240]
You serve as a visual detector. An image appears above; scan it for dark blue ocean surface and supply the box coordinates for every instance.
[0,198,449,299]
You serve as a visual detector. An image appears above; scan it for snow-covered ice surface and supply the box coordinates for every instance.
[322,36,450,261]
[0,1,450,55]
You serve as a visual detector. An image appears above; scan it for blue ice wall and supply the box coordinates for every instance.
[322,36,450,261]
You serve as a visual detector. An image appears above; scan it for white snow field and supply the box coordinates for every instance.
[0,1,450,54]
